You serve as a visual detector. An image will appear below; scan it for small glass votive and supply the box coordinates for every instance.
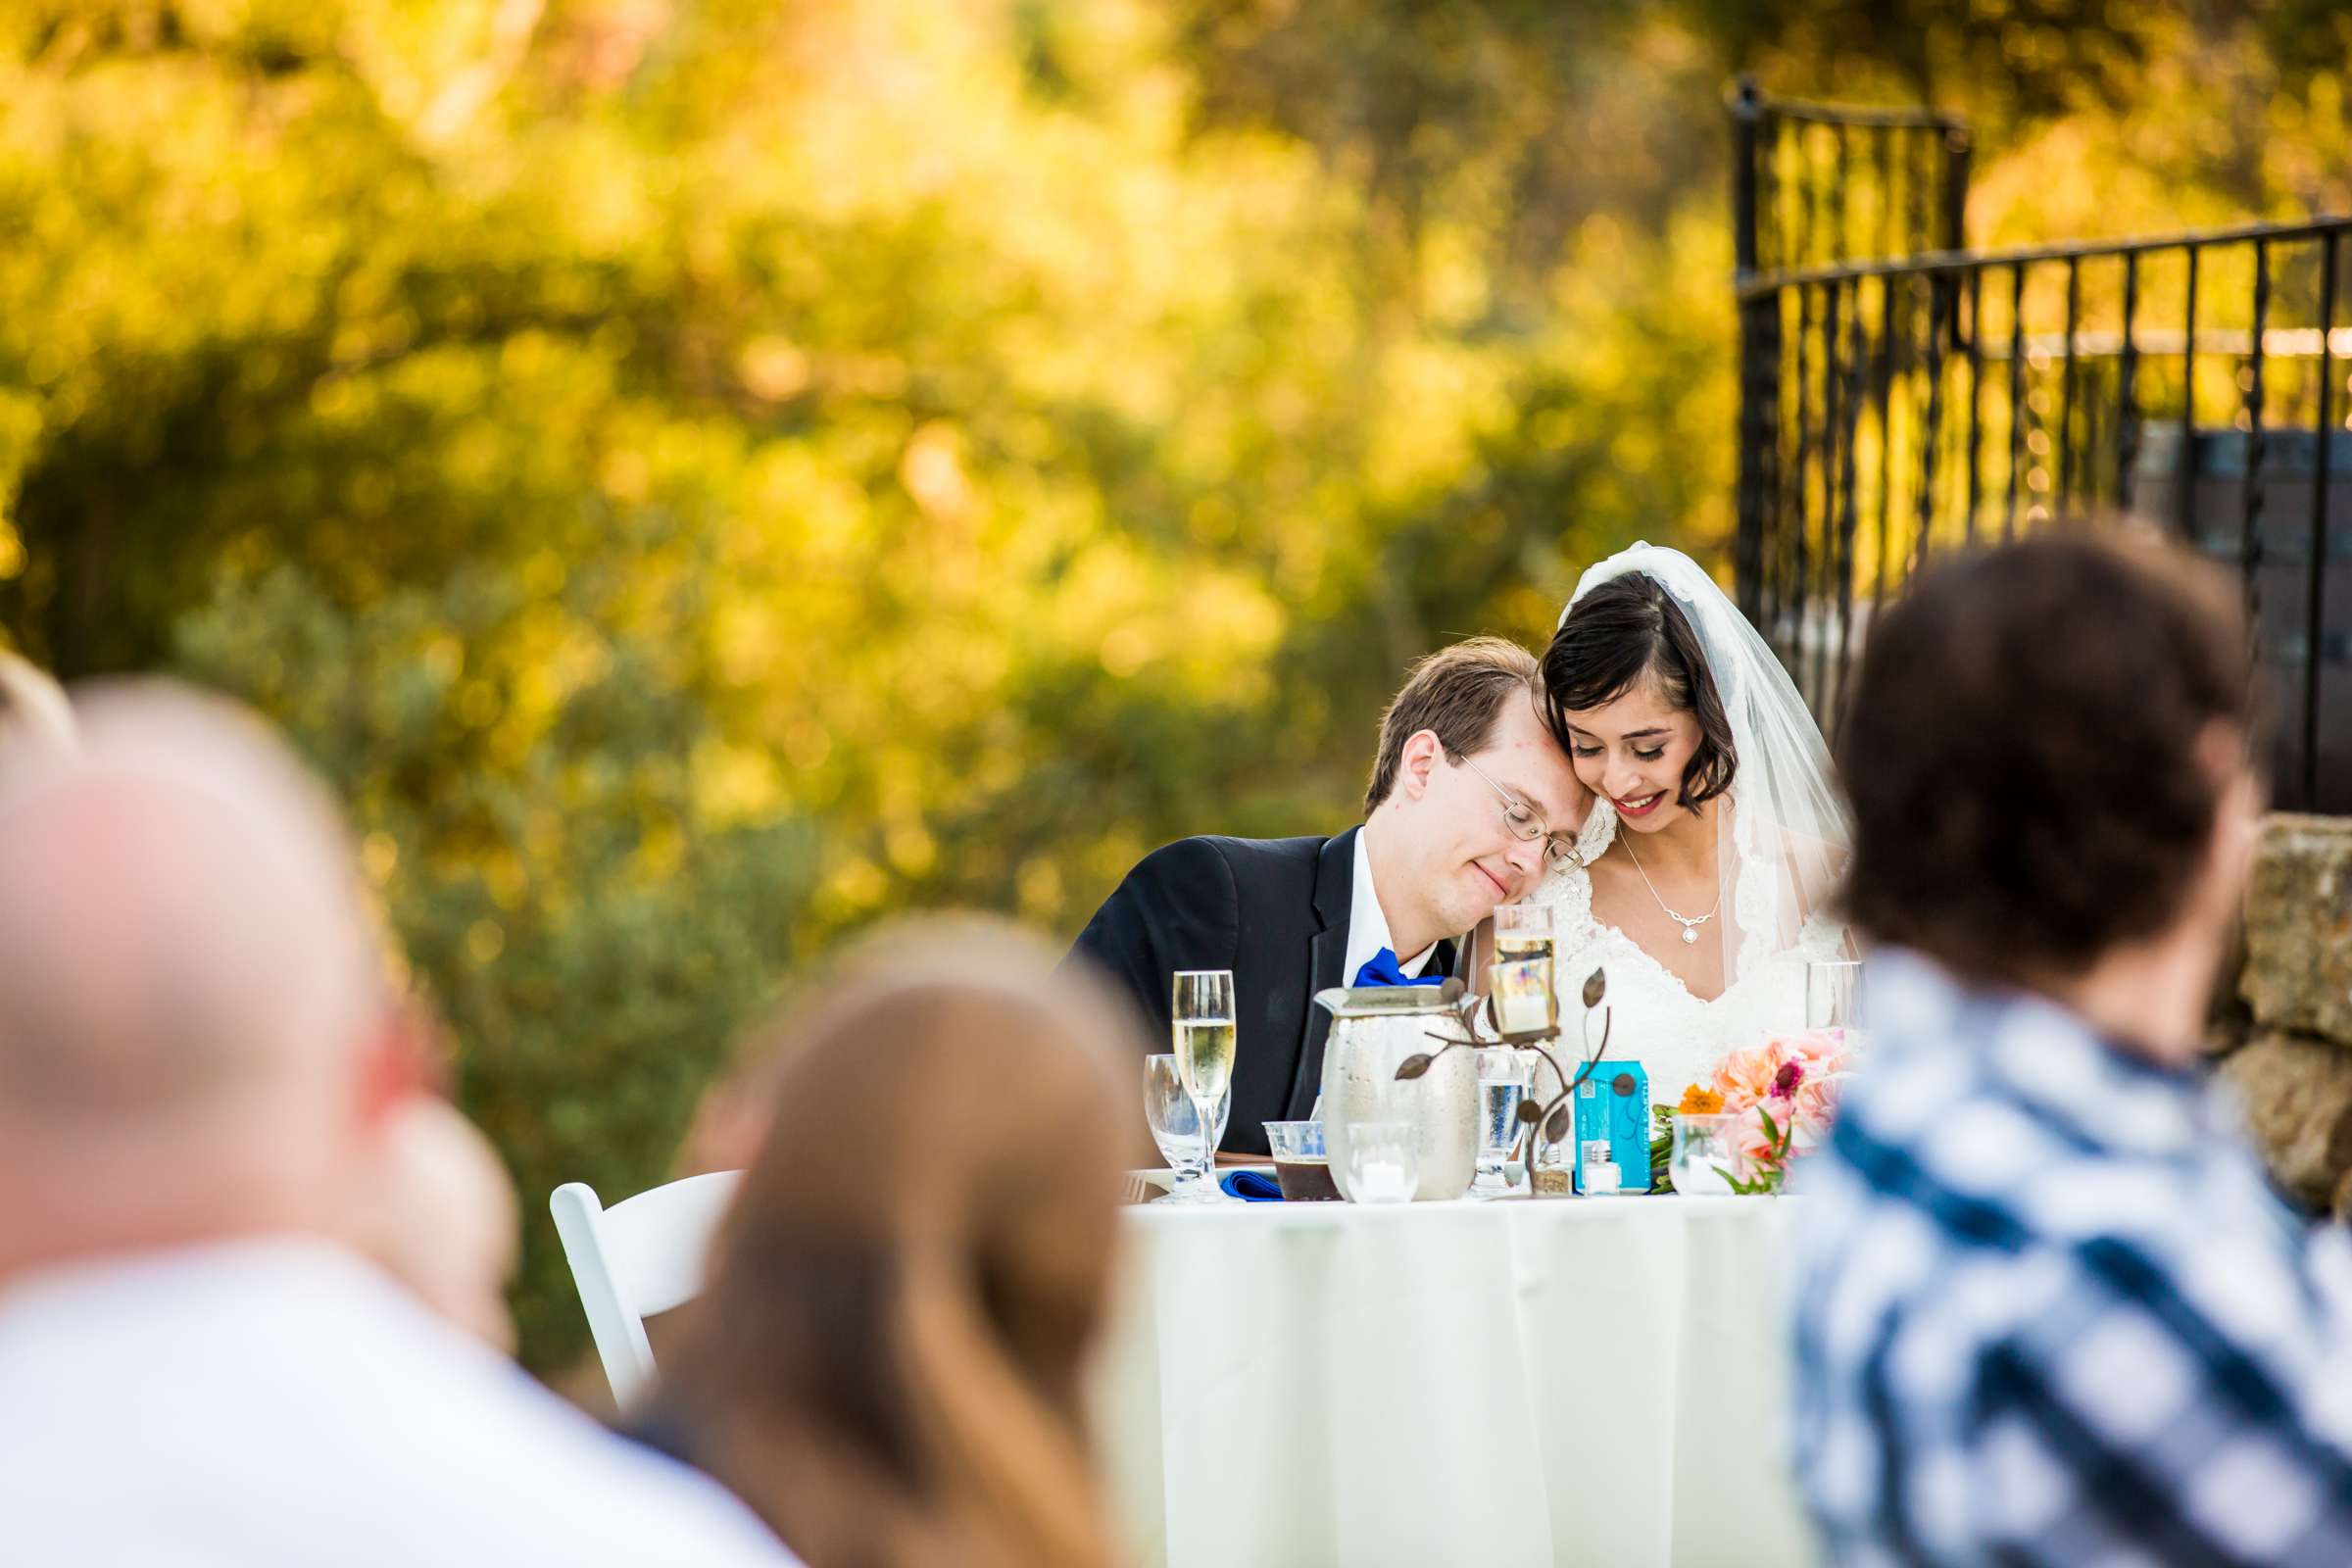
[1263,1120,1341,1201]
[1345,1122,1419,1204]
[1669,1112,1739,1197]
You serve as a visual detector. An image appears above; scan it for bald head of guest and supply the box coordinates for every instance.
[0,681,402,1280]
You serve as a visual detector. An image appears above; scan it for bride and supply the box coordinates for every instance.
[1532,542,1851,1105]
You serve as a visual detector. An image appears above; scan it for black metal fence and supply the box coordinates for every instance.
[1729,79,2352,811]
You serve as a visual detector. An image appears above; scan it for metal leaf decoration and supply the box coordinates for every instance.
[1544,1102,1574,1145]
[1394,1052,1434,1082]
[1516,1098,1544,1124]
[1582,968,1606,1009]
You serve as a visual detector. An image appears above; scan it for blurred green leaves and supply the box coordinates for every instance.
[3,0,2341,1369]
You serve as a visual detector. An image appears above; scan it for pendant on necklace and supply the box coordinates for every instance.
[1681,927,1699,945]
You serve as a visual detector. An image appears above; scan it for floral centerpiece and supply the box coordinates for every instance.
[1663,1028,1849,1196]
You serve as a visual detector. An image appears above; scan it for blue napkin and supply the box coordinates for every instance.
[1220,1169,1284,1201]
[1353,946,1446,988]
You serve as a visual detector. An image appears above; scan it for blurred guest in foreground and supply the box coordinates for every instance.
[642,919,1146,1568]
[0,648,74,757]
[1788,534,2352,1565]
[347,1087,522,1353]
[0,682,791,1566]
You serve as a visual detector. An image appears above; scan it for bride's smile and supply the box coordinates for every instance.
[1559,679,1707,836]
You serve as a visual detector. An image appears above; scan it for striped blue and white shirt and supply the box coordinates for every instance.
[1790,948,2352,1567]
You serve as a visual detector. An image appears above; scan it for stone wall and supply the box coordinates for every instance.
[2211,813,2352,1214]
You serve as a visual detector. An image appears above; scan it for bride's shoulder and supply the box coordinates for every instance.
[1727,797,1846,879]
[1768,822,1850,880]
[1729,804,1849,922]
[1536,859,1599,928]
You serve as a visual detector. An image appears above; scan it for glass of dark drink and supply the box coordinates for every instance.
[1262,1120,1342,1201]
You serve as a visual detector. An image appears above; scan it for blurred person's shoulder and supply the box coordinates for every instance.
[1817,948,2291,1291]
[1801,953,2129,1269]
[0,1239,795,1566]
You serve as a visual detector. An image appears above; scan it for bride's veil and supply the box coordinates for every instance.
[1559,542,1851,983]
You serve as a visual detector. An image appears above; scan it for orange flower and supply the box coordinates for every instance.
[1678,1084,1725,1115]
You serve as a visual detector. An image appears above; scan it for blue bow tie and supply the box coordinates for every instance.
[1353,947,1446,988]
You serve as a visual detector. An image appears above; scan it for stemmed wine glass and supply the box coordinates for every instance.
[1170,969,1240,1205]
[1143,1054,1229,1203]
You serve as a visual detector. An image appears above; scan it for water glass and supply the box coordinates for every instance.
[1471,1048,1532,1199]
[1346,1121,1419,1204]
[1143,1054,1229,1204]
[1806,958,1866,1052]
[1669,1112,1738,1197]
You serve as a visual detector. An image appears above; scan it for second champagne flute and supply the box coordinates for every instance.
[1491,901,1557,1038]
[1171,968,1240,1205]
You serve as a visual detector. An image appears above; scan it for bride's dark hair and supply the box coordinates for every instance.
[1541,570,1737,809]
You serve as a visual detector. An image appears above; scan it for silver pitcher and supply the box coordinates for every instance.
[1314,983,1479,1201]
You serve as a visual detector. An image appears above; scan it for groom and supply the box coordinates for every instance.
[1068,638,1587,1155]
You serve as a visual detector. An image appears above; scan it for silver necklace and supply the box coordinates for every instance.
[1617,830,1721,946]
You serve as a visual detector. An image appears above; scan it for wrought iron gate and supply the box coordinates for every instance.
[1730,79,2352,810]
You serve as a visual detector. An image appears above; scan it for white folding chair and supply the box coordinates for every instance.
[550,1170,742,1408]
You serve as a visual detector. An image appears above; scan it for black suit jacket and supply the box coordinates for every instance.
[1064,827,1453,1156]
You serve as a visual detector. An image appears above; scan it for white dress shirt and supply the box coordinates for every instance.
[0,1239,798,1567]
[1343,828,1444,986]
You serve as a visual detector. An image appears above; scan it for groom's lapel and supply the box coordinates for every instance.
[1285,826,1357,1120]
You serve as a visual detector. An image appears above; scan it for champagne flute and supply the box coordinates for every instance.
[1491,902,1557,1038]
[1171,969,1240,1206]
[1493,900,1556,964]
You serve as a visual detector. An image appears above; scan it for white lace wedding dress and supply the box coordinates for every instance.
[1537,800,1849,1106]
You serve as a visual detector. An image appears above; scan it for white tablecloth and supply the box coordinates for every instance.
[1095,1195,1819,1568]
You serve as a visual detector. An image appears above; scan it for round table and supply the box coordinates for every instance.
[1094,1193,1819,1567]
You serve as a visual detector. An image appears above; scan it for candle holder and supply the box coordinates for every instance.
[1395,963,1612,1197]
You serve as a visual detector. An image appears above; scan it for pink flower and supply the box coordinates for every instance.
[1783,1027,1850,1073]
[1709,1044,1783,1107]
[1716,1102,1777,1185]
[1701,1029,1853,1188]
[1772,1059,1805,1101]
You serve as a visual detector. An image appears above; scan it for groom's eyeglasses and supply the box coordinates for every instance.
[1455,755,1582,871]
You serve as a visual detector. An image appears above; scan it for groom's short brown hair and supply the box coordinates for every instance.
[1363,638,1542,814]
[1838,531,2254,986]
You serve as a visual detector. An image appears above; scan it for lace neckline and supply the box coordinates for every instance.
[1554,823,1708,1003]
[1547,805,1844,1007]
[1572,911,1836,1007]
